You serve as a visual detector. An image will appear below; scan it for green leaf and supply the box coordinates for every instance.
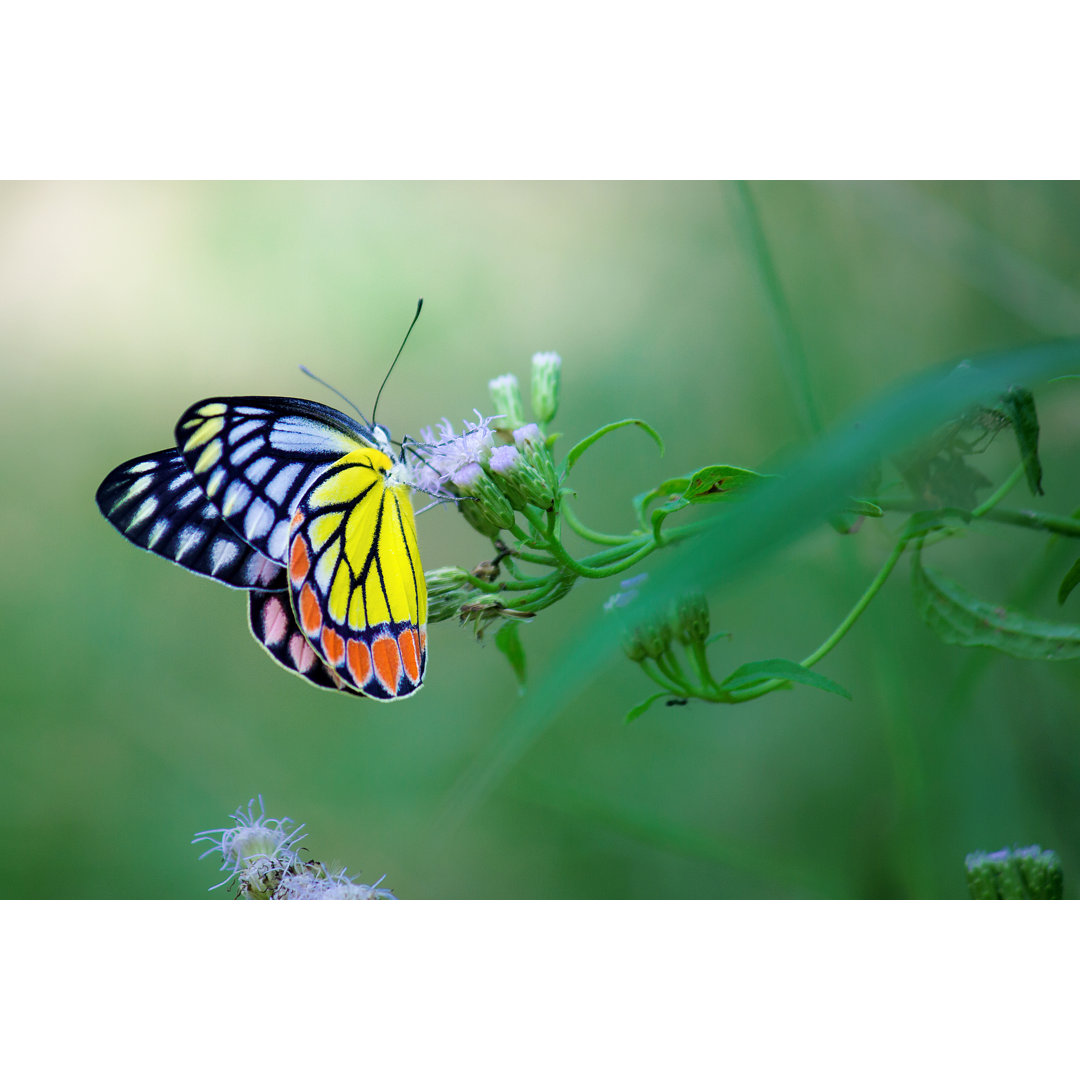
[1058,557,1080,605]
[998,385,1044,495]
[634,464,771,533]
[846,498,883,518]
[912,546,1080,659]
[719,658,852,700]
[494,622,527,690]
[563,419,664,475]
[624,692,669,724]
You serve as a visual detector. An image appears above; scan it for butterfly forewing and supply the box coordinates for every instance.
[287,448,428,700]
[95,449,283,589]
[248,588,363,695]
[175,397,375,564]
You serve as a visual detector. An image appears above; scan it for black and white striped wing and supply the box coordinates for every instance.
[95,449,283,589]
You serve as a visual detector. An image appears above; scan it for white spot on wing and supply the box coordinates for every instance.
[206,466,226,497]
[127,496,158,530]
[177,487,202,509]
[174,525,202,561]
[229,419,264,444]
[244,498,275,540]
[210,538,239,573]
[222,480,252,517]
[270,417,355,455]
[147,520,168,549]
[231,437,262,466]
[245,457,275,484]
[265,462,303,505]
[267,519,290,562]
[128,460,158,474]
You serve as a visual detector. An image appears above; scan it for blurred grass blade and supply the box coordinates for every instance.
[624,692,668,724]
[912,545,1080,659]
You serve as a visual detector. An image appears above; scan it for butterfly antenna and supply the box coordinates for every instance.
[299,366,371,425]
[372,298,423,429]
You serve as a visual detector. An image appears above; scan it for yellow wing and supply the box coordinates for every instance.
[287,447,427,700]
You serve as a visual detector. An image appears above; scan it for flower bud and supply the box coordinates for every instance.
[674,592,710,645]
[513,423,559,490]
[487,444,556,511]
[531,351,562,424]
[965,846,1064,899]
[425,566,479,622]
[453,462,517,536]
[488,374,526,431]
[622,614,673,662]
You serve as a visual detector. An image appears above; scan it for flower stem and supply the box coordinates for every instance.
[560,500,634,547]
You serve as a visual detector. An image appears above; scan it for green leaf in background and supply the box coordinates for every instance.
[1058,557,1080,606]
[494,622,527,690]
[998,385,1044,496]
[562,418,664,475]
[829,497,884,535]
[634,464,771,536]
[624,692,670,724]
[912,546,1080,659]
[719,658,852,700]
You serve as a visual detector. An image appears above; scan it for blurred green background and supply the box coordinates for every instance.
[3,181,1080,899]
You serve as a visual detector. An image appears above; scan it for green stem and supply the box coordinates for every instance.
[875,498,1080,540]
[725,537,909,704]
[560,500,634,547]
[972,462,1025,517]
[639,660,685,696]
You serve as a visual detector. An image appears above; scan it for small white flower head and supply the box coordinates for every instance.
[409,412,500,498]
[530,351,562,424]
[488,374,526,430]
[275,866,398,901]
[192,795,308,895]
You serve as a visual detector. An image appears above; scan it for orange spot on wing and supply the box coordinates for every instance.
[320,627,345,666]
[298,584,322,637]
[346,639,372,686]
[371,636,402,694]
[289,536,310,585]
[398,628,421,683]
[291,509,304,530]
[419,629,427,654]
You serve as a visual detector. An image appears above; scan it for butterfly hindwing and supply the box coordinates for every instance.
[175,397,374,565]
[248,588,363,695]
[95,449,282,589]
[286,447,428,700]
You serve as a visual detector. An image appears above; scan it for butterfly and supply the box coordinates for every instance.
[96,396,428,699]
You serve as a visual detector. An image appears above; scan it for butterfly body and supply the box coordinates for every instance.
[97,396,426,700]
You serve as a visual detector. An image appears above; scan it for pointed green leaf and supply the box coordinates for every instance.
[494,622,527,690]
[719,658,852,700]
[1058,557,1080,606]
[913,546,1080,658]
[998,386,1044,496]
[635,464,771,535]
[563,419,664,475]
[624,692,669,724]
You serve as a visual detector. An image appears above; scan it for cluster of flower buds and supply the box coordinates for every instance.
[965,845,1063,899]
[620,588,711,663]
[408,353,563,542]
[193,796,397,900]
